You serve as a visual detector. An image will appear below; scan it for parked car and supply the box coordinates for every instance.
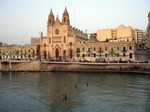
[96,58,106,63]
[119,60,128,63]
[81,59,92,62]
[109,60,118,63]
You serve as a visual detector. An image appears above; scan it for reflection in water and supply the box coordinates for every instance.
[0,72,150,112]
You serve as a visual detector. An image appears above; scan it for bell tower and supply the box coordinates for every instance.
[47,9,55,26]
[62,7,70,25]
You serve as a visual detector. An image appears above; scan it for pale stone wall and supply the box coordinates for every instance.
[97,25,136,42]
[43,63,150,73]
[0,61,40,71]
[0,61,149,74]
[31,38,40,45]
[117,25,133,39]
[97,29,112,41]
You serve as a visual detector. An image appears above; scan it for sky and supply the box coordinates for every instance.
[0,0,150,45]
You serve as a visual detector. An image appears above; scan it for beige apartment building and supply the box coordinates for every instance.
[134,29,144,44]
[97,25,144,43]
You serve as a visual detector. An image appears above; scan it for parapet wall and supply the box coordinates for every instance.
[41,62,150,74]
[0,61,40,72]
[0,61,150,74]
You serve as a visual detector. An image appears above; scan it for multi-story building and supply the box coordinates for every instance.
[97,25,136,42]
[75,35,136,62]
[0,44,40,60]
[134,29,144,44]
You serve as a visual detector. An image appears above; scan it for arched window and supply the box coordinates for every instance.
[64,17,66,22]
[55,49,59,59]
[50,19,51,24]
[129,46,132,50]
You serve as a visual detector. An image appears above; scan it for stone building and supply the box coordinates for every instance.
[134,29,144,44]
[97,25,135,42]
[75,35,136,62]
[97,25,144,44]
[0,44,40,60]
[39,7,88,61]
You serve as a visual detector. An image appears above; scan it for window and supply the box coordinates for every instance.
[94,53,96,57]
[99,53,101,57]
[88,48,91,52]
[99,48,102,52]
[64,36,66,43]
[105,53,107,57]
[105,47,107,51]
[93,47,96,51]
[117,47,119,50]
[111,47,113,51]
[82,47,85,51]
[55,29,60,35]
[64,17,66,22]
[123,53,126,57]
[129,46,132,50]
[82,54,85,58]
[76,48,80,53]
[129,53,132,58]
[110,53,114,57]
[88,54,90,57]
[117,53,120,57]
[123,47,126,51]
[77,54,80,57]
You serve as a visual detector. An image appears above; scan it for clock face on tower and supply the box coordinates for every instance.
[55,29,60,35]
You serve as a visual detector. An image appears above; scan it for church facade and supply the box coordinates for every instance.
[40,7,88,61]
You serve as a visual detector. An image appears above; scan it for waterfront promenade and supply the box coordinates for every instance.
[0,60,150,74]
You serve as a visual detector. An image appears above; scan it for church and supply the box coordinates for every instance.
[39,7,88,61]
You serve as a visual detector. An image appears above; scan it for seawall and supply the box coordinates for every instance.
[0,61,150,74]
